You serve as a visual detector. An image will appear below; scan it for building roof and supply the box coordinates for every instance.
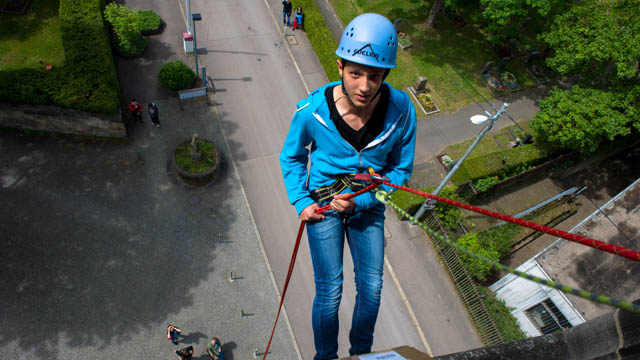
[535,178,640,319]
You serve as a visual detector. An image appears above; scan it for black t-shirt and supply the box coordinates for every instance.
[324,84,389,152]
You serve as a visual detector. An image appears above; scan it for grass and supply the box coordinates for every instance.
[328,0,539,113]
[175,140,217,173]
[445,122,534,159]
[0,0,64,71]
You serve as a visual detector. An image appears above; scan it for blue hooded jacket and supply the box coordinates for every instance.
[280,81,417,216]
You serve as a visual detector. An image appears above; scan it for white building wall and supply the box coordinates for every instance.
[489,259,585,337]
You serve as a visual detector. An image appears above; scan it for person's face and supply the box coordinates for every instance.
[337,59,385,109]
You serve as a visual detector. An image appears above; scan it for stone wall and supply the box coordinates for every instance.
[0,102,127,138]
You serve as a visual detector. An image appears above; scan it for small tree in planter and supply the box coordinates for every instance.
[158,61,195,92]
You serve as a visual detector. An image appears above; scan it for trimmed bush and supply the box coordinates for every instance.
[137,10,162,32]
[158,61,195,92]
[451,144,548,185]
[292,0,340,82]
[104,3,148,56]
[58,0,120,113]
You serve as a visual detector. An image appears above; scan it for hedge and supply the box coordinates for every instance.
[0,0,120,114]
[294,0,340,82]
[450,145,548,185]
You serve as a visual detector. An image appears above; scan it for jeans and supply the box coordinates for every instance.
[283,10,291,25]
[306,203,385,360]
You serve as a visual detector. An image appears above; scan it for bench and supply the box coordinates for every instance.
[178,86,208,109]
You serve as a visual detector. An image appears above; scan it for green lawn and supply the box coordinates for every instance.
[445,122,533,159]
[0,0,64,71]
[329,0,538,113]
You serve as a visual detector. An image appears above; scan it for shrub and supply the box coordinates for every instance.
[478,286,526,342]
[478,223,520,256]
[432,186,465,228]
[0,0,120,114]
[455,232,499,282]
[451,144,548,185]
[158,61,195,92]
[137,10,162,32]
[474,176,500,192]
[104,3,147,55]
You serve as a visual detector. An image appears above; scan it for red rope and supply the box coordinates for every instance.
[262,182,380,359]
[378,180,640,262]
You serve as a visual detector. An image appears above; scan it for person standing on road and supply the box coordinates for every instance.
[206,337,223,360]
[282,0,292,26]
[148,102,160,127]
[280,13,416,360]
[129,98,143,124]
[167,324,182,345]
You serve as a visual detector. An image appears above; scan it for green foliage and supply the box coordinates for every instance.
[478,223,520,256]
[175,140,217,173]
[541,0,640,80]
[104,3,147,55]
[0,0,120,113]
[158,61,195,92]
[390,188,430,217]
[530,85,640,154]
[480,0,563,43]
[432,186,465,228]
[390,185,464,229]
[478,286,527,342]
[137,10,162,32]
[57,0,120,113]
[455,232,499,281]
[450,145,548,184]
[295,0,340,82]
[473,176,500,192]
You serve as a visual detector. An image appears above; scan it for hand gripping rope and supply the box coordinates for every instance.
[261,173,640,359]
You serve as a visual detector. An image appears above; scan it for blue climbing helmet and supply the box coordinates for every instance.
[335,13,397,69]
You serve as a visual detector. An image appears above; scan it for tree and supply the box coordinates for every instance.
[541,0,640,82]
[424,0,445,29]
[480,0,562,43]
[530,85,640,154]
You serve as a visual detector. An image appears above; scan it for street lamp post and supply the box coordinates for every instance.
[192,13,201,79]
[413,103,509,220]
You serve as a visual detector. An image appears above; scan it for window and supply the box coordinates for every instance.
[525,298,572,334]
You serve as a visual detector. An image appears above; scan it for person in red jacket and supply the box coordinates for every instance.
[129,98,143,124]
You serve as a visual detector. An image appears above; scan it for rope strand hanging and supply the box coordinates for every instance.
[263,173,639,359]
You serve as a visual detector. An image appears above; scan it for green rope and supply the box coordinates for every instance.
[375,190,640,314]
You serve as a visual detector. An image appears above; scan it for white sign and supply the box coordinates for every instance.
[360,351,407,360]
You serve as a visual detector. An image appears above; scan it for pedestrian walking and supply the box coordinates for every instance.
[148,102,160,127]
[167,324,182,345]
[175,345,193,359]
[206,336,223,360]
[280,13,416,360]
[282,0,292,26]
[129,98,143,124]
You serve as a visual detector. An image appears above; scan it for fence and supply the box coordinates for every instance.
[419,183,504,346]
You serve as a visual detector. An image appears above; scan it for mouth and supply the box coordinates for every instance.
[354,93,369,102]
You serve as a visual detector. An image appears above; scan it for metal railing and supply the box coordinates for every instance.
[419,183,504,346]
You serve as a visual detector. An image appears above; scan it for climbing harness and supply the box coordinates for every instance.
[262,172,640,359]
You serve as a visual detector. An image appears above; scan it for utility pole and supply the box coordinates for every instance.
[413,103,509,220]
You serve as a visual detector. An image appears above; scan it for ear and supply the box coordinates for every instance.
[336,59,343,77]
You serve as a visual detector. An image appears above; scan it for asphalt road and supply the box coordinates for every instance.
[189,0,485,358]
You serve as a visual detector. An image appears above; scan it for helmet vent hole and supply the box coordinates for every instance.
[382,58,385,62]
[351,27,354,31]
[347,49,350,53]
[350,33,353,37]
